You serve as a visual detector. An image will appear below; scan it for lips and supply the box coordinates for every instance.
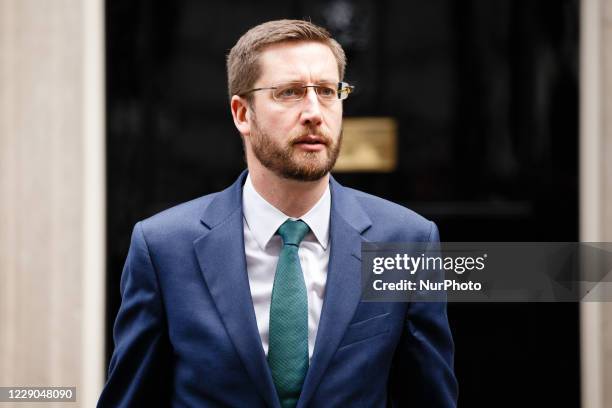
[293,134,327,146]
[293,134,328,152]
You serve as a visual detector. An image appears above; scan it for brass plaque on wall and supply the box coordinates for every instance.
[333,117,398,172]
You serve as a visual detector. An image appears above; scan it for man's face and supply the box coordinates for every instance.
[245,41,343,181]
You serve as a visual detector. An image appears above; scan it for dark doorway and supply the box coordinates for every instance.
[106,1,580,406]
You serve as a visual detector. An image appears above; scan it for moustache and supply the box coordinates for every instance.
[290,129,332,146]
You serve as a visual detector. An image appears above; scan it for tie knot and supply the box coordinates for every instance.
[277,219,310,247]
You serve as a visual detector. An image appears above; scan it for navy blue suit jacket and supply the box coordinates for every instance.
[98,171,458,407]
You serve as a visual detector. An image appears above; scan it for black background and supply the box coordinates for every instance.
[106,1,580,406]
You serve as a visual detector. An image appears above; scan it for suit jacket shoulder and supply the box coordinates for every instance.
[140,192,218,237]
[334,183,437,243]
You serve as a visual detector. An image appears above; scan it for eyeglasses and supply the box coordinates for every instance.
[242,81,355,102]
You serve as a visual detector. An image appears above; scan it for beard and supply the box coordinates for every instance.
[249,114,342,182]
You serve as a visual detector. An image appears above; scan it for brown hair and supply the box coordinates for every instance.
[226,19,346,100]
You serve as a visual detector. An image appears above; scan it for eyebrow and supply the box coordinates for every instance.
[275,79,339,84]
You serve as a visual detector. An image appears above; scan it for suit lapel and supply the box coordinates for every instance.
[193,171,279,408]
[298,178,372,407]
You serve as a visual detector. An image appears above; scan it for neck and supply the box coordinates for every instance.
[248,165,329,218]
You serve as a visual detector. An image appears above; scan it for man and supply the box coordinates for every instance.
[98,19,457,407]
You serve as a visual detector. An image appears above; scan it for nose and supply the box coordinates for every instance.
[299,87,323,127]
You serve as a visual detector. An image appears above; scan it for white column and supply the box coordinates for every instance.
[601,0,612,405]
[0,0,105,407]
[580,0,612,407]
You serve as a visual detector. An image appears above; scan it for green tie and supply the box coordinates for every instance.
[268,219,310,408]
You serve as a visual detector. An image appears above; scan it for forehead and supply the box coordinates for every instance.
[256,41,339,84]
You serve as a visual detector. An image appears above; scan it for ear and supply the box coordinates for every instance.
[230,95,251,137]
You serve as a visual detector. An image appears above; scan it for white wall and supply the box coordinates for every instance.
[0,0,105,406]
[581,0,612,407]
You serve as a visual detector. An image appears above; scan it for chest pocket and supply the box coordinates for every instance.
[338,312,391,349]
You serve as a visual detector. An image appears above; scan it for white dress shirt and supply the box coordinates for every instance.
[242,174,330,360]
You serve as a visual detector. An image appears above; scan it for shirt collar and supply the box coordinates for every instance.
[242,174,330,251]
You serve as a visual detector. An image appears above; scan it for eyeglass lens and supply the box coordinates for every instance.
[273,83,337,101]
